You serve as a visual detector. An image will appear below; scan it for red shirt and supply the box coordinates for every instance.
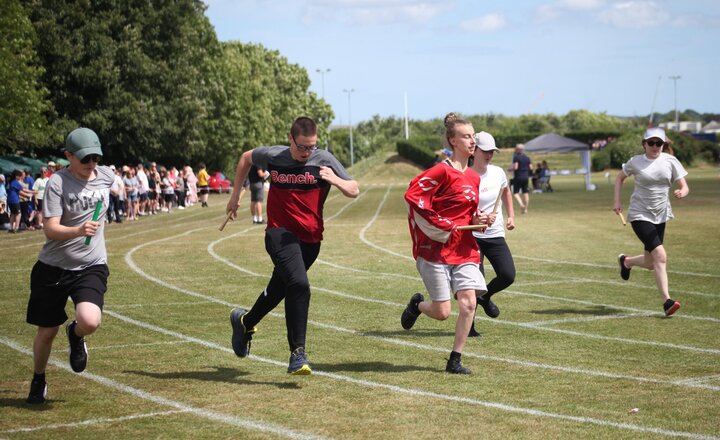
[405,161,481,264]
[253,146,353,243]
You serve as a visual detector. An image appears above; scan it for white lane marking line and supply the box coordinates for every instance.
[503,288,720,324]
[102,310,720,439]
[673,375,720,386]
[514,255,720,279]
[358,186,412,260]
[0,336,330,440]
[324,189,366,223]
[111,301,217,308]
[520,313,651,327]
[2,410,188,434]
[130,238,720,391]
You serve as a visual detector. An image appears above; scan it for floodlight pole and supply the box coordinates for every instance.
[315,68,331,100]
[316,68,331,150]
[343,88,355,166]
[669,75,681,131]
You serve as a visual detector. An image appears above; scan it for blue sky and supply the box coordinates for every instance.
[204,0,720,124]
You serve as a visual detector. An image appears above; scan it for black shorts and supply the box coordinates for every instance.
[9,203,20,215]
[27,261,109,327]
[513,178,529,194]
[163,193,174,203]
[36,199,44,211]
[198,185,210,195]
[250,181,264,202]
[139,192,148,202]
[148,190,157,200]
[631,221,666,252]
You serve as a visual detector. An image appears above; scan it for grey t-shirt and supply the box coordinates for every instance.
[39,165,114,270]
[622,153,688,224]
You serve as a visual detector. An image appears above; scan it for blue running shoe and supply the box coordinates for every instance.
[287,348,312,375]
[230,308,256,358]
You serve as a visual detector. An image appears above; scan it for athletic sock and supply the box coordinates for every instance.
[33,373,46,383]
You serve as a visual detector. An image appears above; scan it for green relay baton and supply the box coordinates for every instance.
[84,200,103,245]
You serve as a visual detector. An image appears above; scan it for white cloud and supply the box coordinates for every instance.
[303,0,448,25]
[598,1,670,28]
[557,0,606,10]
[460,13,507,33]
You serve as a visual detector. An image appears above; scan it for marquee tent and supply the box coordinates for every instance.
[524,133,595,190]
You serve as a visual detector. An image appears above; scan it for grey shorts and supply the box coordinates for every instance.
[250,181,264,202]
[416,257,487,301]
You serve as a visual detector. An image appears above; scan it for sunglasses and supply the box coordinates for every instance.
[291,134,318,152]
[645,140,665,147]
[80,154,102,164]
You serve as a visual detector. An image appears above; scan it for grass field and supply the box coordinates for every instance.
[1,153,719,439]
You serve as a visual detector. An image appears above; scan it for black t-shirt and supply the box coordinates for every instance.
[513,154,532,179]
[248,165,264,184]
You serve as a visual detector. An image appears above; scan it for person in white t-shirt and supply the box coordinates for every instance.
[467,131,516,337]
[32,167,50,229]
[613,127,689,317]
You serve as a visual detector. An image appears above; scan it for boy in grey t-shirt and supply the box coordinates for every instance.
[25,128,114,404]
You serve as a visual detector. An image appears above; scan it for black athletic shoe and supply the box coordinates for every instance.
[26,379,47,404]
[401,293,424,330]
[477,295,500,318]
[468,323,481,337]
[230,308,256,358]
[446,357,472,375]
[663,299,681,317]
[618,254,631,280]
[66,321,87,373]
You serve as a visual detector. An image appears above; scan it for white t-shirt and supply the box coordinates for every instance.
[136,169,149,193]
[33,177,49,201]
[472,164,508,239]
[622,152,688,224]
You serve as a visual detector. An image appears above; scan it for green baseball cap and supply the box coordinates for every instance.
[65,128,103,160]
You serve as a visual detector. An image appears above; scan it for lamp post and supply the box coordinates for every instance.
[316,68,331,150]
[343,88,355,166]
[315,68,331,99]
[669,75,681,131]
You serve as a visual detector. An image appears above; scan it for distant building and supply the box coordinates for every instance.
[702,121,720,134]
[659,121,703,132]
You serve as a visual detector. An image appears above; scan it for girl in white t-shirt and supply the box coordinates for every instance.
[613,127,689,316]
[468,131,516,337]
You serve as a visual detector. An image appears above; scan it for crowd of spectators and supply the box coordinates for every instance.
[1,160,206,232]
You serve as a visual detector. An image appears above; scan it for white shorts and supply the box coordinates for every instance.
[416,257,487,302]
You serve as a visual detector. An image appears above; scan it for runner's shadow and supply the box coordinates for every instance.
[530,306,618,316]
[313,361,438,374]
[0,397,65,409]
[125,366,300,389]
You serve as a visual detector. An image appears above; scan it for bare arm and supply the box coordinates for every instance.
[613,171,627,214]
[43,216,99,241]
[319,166,359,198]
[226,150,254,218]
[673,177,689,199]
[502,186,515,230]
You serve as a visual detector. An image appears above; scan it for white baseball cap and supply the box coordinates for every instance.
[643,127,666,142]
[475,131,499,152]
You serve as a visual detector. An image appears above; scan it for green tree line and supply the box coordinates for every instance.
[2,0,333,172]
